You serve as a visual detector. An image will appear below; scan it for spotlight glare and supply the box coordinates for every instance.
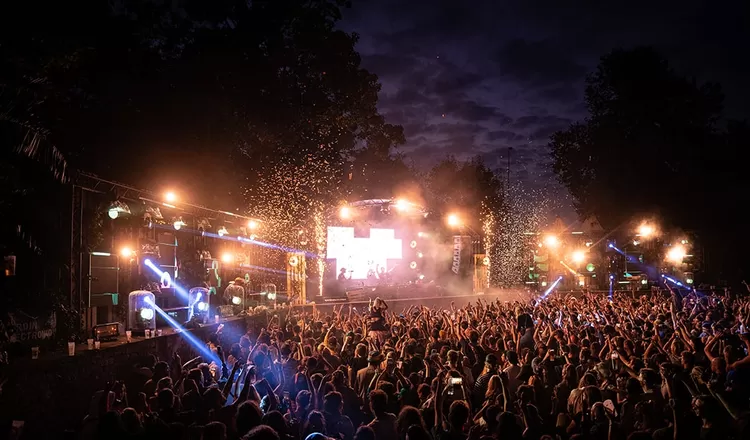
[417,252,423,258]
[394,199,409,211]
[221,253,234,263]
[410,240,417,249]
[196,301,208,312]
[666,245,687,264]
[139,308,154,320]
[218,226,228,237]
[120,247,134,258]
[571,250,586,263]
[165,192,177,203]
[446,213,461,227]
[409,261,417,269]
[339,206,351,220]
[108,209,119,219]
[638,223,655,238]
[544,235,559,248]
[231,296,242,305]
[247,220,258,230]
[418,274,425,280]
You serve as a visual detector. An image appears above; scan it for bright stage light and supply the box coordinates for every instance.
[417,252,423,258]
[417,232,426,238]
[221,253,234,263]
[217,226,228,237]
[120,247,134,258]
[108,209,119,219]
[418,274,425,280]
[544,235,559,248]
[231,296,242,305]
[394,199,409,211]
[641,278,648,285]
[446,214,461,227]
[666,245,686,264]
[409,261,417,269]
[571,250,586,263]
[339,206,351,220]
[173,217,186,230]
[410,240,417,249]
[541,281,548,287]
[637,223,655,238]
[196,301,208,312]
[247,219,258,230]
[165,192,177,203]
[139,308,154,320]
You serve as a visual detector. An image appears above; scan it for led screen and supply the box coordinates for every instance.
[326,227,402,280]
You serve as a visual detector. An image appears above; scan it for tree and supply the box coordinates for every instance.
[550,46,747,279]
[425,156,504,229]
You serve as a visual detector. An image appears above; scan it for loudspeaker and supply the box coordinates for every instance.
[90,254,119,295]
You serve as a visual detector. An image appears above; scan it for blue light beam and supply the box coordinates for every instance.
[144,258,190,301]
[144,296,219,364]
[539,276,563,302]
[607,243,627,257]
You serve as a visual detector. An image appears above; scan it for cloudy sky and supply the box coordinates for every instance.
[339,0,749,212]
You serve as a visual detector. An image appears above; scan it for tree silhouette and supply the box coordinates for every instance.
[550,46,747,280]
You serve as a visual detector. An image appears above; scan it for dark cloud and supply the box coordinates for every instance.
[485,130,524,142]
[495,39,587,86]
[339,0,750,217]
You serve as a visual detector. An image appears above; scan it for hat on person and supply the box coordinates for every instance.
[368,350,384,363]
[306,434,330,440]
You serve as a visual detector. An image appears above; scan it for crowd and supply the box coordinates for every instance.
[80,288,750,440]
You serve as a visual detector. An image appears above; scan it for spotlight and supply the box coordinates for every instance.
[120,247,134,258]
[196,301,208,312]
[666,245,686,264]
[221,253,234,263]
[571,250,585,263]
[483,257,490,266]
[231,296,242,305]
[217,226,228,237]
[637,223,655,238]
[409,261,417,269]
[247,219,258,230]
[410,240,417,249]
[641,279,648,285]
[417,252,424,258]
[586,263,595,272]
[339,206,351,220]
[173,217,186,230]
[165,192,177,203]
[107,200,131,219]
[446,214,461,227]
[541,281,548,287]
[417,232,427,238]
[544,235,559,248]
[418,274,425,280]
[394,199,409,211]
[139,308,155,320]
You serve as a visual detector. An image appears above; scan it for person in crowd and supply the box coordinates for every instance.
[73,286,750,440]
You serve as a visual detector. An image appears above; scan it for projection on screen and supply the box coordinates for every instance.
[326,227,402,280]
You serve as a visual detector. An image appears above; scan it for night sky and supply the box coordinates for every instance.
[340,0,749,211]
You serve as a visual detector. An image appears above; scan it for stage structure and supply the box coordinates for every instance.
[68,172,291,332]
[325,198,484,299]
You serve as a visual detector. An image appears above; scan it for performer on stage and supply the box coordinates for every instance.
[223,278,245,306]
[367,297,389,345]
[338,268,349,282]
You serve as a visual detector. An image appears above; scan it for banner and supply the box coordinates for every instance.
[1,310,57,344]
[452,236,462,274]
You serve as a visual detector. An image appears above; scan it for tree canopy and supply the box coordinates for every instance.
[550,46,748,279]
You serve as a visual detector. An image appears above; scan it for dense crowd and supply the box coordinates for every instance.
[81,288,750,440]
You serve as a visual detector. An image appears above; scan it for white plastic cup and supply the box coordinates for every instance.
[144,329,150,338]
[125,331,132,342]
[31,347,39,359]
[68,342,75,356]
[94,341,101,350]
[87,338,94,350]
[156,329,163,337]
